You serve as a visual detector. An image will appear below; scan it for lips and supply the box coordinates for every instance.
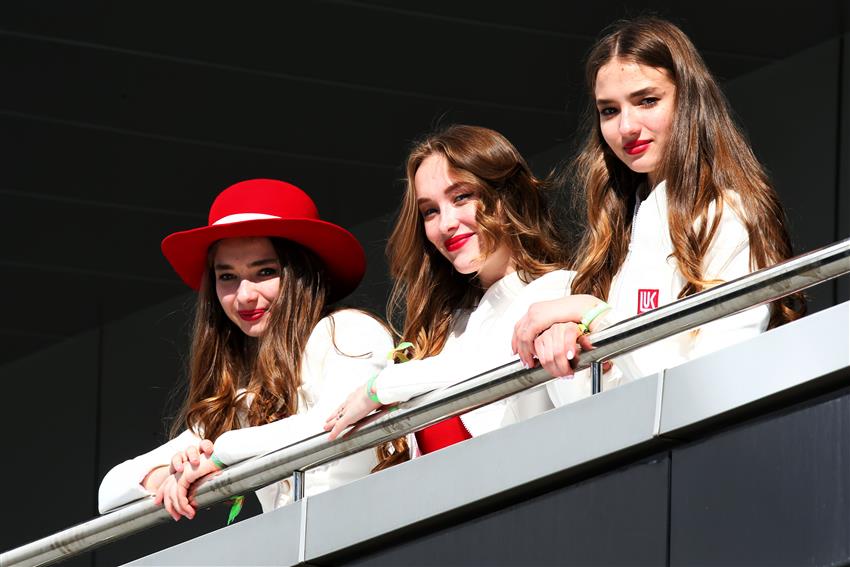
[238,309,267,321]
[445,233,474,252]
[624,139,651,155]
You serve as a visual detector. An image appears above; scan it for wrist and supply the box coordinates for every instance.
[577,301,612,334]
[365,374,381,404]
[141,465,169,492]
[209,454,226,470]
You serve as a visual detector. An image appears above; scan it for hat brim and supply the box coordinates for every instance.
[161,217,366,302]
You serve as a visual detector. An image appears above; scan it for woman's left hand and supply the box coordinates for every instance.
[154,454,222,521]
[512,295,601,368]
[324,384,382,441]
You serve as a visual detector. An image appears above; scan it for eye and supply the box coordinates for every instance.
[453,192,473,204]
[258,267,279,277]
[640,97,660,107]
[217,272,236,282]
[598,106,617,117]
[420,207,437,219]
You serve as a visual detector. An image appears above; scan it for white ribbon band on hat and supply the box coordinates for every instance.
[213,213,282,225]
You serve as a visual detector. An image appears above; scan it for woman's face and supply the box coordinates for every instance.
[595,57,676,187]
[414,153,514,289]
[213,236,281,337]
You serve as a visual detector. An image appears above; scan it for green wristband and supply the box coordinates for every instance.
[577,302,612,335]
[365,374,381,404]
[210,454,227,469]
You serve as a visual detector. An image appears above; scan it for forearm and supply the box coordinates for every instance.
[98,429,202,513]
[141,465,170,492]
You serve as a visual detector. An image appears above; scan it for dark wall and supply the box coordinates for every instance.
[331,387,850,567]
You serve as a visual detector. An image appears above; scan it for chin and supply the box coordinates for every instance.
[450,261,480,276]
[241,323,267,338]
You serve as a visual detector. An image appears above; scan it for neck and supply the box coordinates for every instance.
[477,256,516,289]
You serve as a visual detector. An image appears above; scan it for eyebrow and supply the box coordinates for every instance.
[415,182,465,205]
[596,87,660,106]
[213,258,279,270]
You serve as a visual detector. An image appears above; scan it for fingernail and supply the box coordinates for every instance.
[567,350,574,360]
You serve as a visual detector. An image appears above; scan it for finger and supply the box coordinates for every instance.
[513,320,531,367]
[179,488,195,520]
[329,417,350,441]
[153,486,164,506]
[187,446,200,466]
[174,489,193,519]
[565,324,583,371]
[162,488,180,522]
[534,334,549,371]
[170,476,192,518]
[327,403,345,425]
[603,361,613,373]
[325,408,343,428]
[171,453,184,474]
[552,325,575,378]
[200,439,214,456]
[577,334,594,352]
[541,330,567,378]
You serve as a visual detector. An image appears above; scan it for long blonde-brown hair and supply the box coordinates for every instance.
[373,124,569,471]
[387,124,570,358]
[569,17,804,326]
[171,238,331,441]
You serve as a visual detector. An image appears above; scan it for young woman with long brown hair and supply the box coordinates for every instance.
[512,17,804,403]
[98,178,392,520]
[325,125,574,459]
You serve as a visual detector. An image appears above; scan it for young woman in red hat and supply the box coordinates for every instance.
[324,125,576,464]
[511,17,804,405]
[98,178,393,521]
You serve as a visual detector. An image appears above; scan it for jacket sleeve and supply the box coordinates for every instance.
[211,310,393,466]
[375,270,575,405]
[613,203,770,381]
[98,428,203,514]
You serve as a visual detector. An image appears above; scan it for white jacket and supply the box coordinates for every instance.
[98,309,393,514]
[374,269,575,438]
[548,181,770,407]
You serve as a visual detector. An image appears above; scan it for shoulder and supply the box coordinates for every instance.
[309,308,393,355]
[522,269,576,297]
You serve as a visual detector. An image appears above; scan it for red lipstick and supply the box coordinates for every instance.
[624,139,651,155]
[238,309,266,321]
[445,233,474,252]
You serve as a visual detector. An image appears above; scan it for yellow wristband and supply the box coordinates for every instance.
[577,302,612,334]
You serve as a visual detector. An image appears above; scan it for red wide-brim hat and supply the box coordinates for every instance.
[161,178,365,301]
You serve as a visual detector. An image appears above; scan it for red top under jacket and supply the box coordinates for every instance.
[414,415,472,455]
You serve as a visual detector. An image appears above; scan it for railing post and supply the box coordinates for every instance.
[591,361,603,394]
[292,470,305,501]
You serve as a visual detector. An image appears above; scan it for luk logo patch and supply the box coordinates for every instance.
[637,289,659,314]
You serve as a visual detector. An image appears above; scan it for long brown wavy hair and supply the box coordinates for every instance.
[374,124,570,471]
[388,124,570,357]
[568,16,804,327]
[171,238,333,441]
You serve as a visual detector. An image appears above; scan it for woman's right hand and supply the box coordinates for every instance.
[142,439,214,521]
[324,383,382,441]
[153,453,221,521]
[168,439,214,475]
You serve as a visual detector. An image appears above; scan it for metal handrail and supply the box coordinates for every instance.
[3,237,849,567]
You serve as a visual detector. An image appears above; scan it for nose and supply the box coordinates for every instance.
[438,205,459,235]
[618,108,641,137]
[236,279,259,304]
